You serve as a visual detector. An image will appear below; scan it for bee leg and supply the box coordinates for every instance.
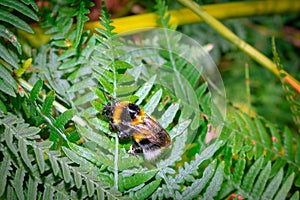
[128,145,136,155]
[128,142,142,158]
[117,128,132,139]
[118,131,130,139]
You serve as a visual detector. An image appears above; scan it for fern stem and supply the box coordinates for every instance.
[17,78,87,127]
[114,135,119,190]
[245,63,252,115]
[177,0,300,93]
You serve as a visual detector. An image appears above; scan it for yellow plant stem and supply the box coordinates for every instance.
[20,1,300,47]
[18,1,300,92]
[177,0,300,93]
[86,1,300,34]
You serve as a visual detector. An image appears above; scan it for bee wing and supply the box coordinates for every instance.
[129,115,171,147]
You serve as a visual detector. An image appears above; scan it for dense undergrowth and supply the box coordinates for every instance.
[0,0,299,199]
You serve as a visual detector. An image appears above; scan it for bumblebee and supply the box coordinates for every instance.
[102,101,171,160]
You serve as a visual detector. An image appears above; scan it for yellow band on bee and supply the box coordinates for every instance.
[113,101,130,125]
[133,131,146,142]
[131,109,145,125]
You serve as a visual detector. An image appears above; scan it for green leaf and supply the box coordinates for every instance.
[74,91,97,106]
[47,151,61,176]
[274,173,295,200]
[116,85,138,96]
[182,161,216,199]
[62,146,93,172]
[158,128,188,167]
[58,57,82,69]
[54,109,75,129]
[59,158,72,183]
[134,179,162,200]
[118,170,158,192]
[169,119,190,139]
[0,151,10,196]
[296,138,300,178]
[0,9,34,33]
[268,123,283,152]
[235,113,253,160]
[118,151,144,170]
[34,145,45,173]
[0,25,21,54]
[283,126,293,161]
[42,184,54,200]
[42,91,55,117]
[19,126,40,137]
[232,131,243,155]
[114,60,133,69]
[251,161,271,198]
[0,77,16,97]
[13,168,25,200]
[74,1,89,48]
[21,0,38,11]
[134,75,156,105]
[171,140,224,184]
[73,170,82,188]
[76,125,113,152]
[68,78,95,93]
[241,156,264,193]
[27,177,38,200]
[98,75,113,94]
[0,64,18,90]
[196,82,208,99]
[91,100,104,113]
[0,99,7,114]
[290,191,299,200]
[255,118,274,162]
[4,128,18,157]
[0,42,18,68]
[243,114,263,159]
[200,162,224,200]
[232,152,246,185]
[30,79,43,103]
[172,73,187,102]
[158,103,179,128]
[86,178,95,197]
[57,48,77,61]
[261,168,283,200]
[91,87,107,102]
[18,139,33,171]
[0,0,38,21]
[68,142,113,168]
[254,118,272,148]
[270,157,286,178]
[144,89,162,115]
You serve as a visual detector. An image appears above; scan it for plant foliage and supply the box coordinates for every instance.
[0,0,299,199]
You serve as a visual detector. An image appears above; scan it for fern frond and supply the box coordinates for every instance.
[0,0,38,21]
[181,161,217,199]
[155,0,172,28]
[200,162,224,200]
[154,141,223,199]
[118,169,158,192]
[0,0,38,83]
[0,111,126,199]
[261,168,284,200]
[0,9,33,33]
[0,24,22,54]
[0,43,19,69]
[252,161,272,197]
